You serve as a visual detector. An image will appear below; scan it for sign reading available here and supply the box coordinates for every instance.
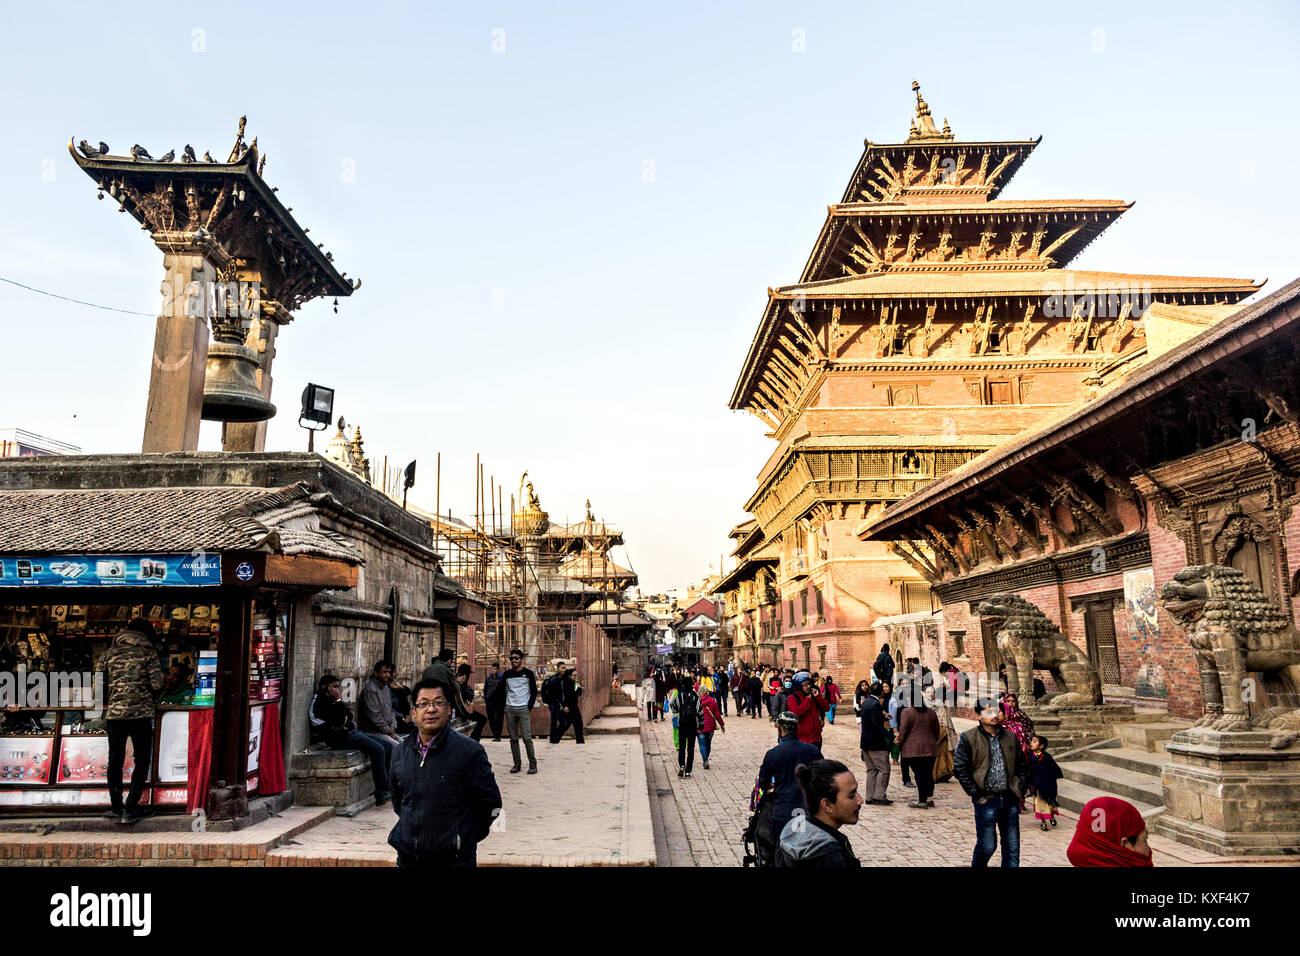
[0,553,222,587]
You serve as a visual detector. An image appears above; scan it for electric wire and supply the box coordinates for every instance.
[0,274,153,316]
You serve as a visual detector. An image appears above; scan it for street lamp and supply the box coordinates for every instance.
[299,383,334,452]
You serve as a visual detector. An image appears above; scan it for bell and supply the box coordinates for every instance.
[201,339,276,423]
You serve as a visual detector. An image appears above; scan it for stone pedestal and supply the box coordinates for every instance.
[1021,702,1136,751]
[290,747,374,816]
[1152,728,1300,856]
[1019,697,1133,749]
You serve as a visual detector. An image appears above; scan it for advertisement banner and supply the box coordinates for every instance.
[0,553,222,587]
[0,736,55,785]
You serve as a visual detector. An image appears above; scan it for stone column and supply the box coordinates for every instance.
[142,253,212,452]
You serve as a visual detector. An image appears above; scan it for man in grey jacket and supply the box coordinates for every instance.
[358,659,401,768]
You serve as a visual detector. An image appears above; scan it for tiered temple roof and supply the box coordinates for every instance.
[730,82,1261,422]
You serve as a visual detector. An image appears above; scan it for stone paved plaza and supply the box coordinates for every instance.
[269,731,656,867]
[642,702,1260,867]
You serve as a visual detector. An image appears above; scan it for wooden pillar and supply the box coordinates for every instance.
[142,253,213,452]
[211,594,251,815]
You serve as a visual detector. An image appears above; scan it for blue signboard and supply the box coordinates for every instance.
[0,553,222,587]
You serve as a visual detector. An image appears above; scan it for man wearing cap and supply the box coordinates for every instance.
[754,711,823,854]
[786,671,830,754]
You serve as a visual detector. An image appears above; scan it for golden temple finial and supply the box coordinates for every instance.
[585,498,593,521]
[906,80,952,143]
[912,79,930,117]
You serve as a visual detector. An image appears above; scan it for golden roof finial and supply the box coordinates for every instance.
[585,498,594,521]
[912,79,931,118]
[906,80,948,142]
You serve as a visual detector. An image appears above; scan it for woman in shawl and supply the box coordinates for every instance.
[1067,796,1154,867]
[1000,691,1036,761]
[924,685,957,782]
[999,691,1035,808]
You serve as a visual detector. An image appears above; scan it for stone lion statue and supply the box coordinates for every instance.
[1159,564,1300,734]
[977,593,1102,707]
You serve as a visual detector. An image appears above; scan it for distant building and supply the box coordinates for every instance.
[0,428,80,457]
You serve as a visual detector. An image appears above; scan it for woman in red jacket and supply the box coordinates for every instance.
[787,672,829,754]
[697,690,726,769]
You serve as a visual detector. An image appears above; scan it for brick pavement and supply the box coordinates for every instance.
[644,706,1279,867]
[0,806,332,866]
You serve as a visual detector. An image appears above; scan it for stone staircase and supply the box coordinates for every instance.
[587,685,640,734]
[1055,715,1192,822]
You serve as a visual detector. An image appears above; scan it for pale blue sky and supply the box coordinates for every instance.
[1,2,1297,590]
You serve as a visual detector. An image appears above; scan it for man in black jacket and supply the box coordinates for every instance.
[953,698,1030,867]
[558,663,585,744]
[755,712,823,852]
[858,681,893,805]
[388,679,502,867]
[483,661,505,741]
[543,660,569,743]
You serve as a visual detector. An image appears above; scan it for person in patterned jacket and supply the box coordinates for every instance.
[100,619,164,823]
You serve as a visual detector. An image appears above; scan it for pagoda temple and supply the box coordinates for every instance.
[720,81,1261,681]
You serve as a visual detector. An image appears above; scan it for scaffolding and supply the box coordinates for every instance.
[426,453,646,674]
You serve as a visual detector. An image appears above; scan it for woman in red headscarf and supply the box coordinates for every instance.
[1067,796,1155,867]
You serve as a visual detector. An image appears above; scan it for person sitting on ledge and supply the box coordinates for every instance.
[310,673,392,805]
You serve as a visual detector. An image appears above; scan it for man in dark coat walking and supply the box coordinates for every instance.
[755,711,823,850]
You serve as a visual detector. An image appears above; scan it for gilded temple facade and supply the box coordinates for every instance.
[722,83,1260,681]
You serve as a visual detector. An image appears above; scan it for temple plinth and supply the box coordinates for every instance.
[69,120,358,453]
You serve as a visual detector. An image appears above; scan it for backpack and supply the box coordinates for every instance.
[541,674,561,706]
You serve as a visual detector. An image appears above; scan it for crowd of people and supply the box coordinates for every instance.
[641,649,1155,869]
[296,639,1154,869]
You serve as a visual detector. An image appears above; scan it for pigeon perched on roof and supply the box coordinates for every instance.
[202,150,214,162]
[76,139,108,158]
[181,145,197,163]
[130,144,152,161]
[157,149,175,163]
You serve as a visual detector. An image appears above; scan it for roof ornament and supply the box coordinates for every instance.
[585,498,594,521]
[906,80,953,143]
[227,115,247,163]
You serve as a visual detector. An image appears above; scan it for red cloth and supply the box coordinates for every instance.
[787,690,829,745]
[1067,796,1155,867]
[186,708,214,814]
[699,693,724,733]
[826,682,841,706]
[258,702,286,795]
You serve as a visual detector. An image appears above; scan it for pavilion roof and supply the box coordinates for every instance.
[69,130,354,314]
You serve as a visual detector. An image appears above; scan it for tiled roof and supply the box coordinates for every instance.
[0,486,271,553]
[0,483,362,564]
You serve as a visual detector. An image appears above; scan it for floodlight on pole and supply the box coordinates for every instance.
[299,383,334,452]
